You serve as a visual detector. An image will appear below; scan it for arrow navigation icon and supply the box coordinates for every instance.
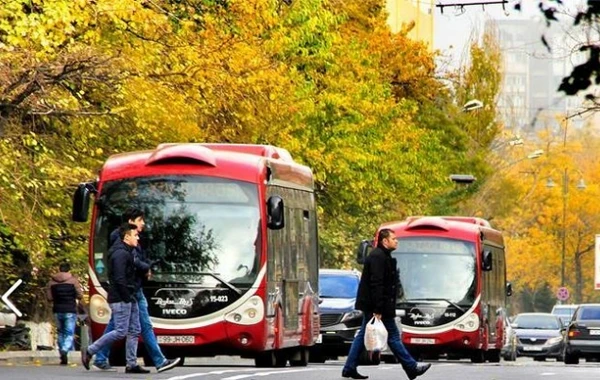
[2,279,22,317]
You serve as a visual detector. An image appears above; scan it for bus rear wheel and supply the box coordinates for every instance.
[485,349,501,363]
[289,348,309,367]
[470,350,485,363]
[255,350,287,367]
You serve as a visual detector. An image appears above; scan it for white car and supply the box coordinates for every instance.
[551,304,579,327]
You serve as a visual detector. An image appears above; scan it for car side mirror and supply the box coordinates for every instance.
[356,239,372,265]
[510,323,518,329]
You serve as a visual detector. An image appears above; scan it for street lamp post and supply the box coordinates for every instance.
[546,170,586,289]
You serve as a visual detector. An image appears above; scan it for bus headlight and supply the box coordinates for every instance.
[454,313,479,332]
[225,296,264,325]
[90,294,111,324]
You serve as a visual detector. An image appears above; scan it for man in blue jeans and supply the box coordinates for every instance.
[92,208,179,373]
[342,229,431,380]
[82,223,147,373]
[47,262,83,365]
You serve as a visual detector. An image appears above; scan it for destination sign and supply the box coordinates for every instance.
[394,238,474,255]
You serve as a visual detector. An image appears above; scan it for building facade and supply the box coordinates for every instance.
[386,0,434,48]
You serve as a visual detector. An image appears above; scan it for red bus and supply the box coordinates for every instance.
[357,216,512,363]
[72,143,320,367]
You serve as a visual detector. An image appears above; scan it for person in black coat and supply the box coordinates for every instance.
[92,207,180,373]
[81,223,148,373]
[342,229,431,380]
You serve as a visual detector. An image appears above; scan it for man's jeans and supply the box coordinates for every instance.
[87,301,140,368]
[94,289,167,368]
[54,313,76,354]
[343,313,417,373]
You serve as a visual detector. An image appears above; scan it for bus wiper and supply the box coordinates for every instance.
[199,272,242,295]
[403,298,466,313]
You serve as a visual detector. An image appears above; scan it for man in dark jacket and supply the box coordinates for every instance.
[47,262,83,365]
[342,229,431,380]
[92,208,179,373]
[81,223,149,373]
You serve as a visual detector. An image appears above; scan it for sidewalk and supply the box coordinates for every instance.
[0,350,80,365]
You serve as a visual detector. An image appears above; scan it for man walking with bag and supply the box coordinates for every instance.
[342,229,431,380]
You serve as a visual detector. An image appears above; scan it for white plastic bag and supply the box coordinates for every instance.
[364,316,388,354]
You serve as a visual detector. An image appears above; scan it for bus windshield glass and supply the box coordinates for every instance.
[92,176,260,288]
[392,237,476,306]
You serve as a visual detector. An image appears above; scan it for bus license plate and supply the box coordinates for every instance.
[410,338,435,344]
[157,335,195,345]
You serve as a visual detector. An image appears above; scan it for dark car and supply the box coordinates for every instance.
[309,269,362,362]
[563,303,600,364]
[503,312,564,361]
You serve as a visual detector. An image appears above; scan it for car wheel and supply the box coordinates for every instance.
[563,352,579,365]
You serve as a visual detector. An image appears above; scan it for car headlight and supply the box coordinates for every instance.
[454,313,479,332]
[545,336,563,346]
[341,310,363,323]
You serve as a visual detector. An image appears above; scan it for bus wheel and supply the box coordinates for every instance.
[255,350,287,367]
[470,350,485,363]
[486,349,501,363]
[289,348,309,367]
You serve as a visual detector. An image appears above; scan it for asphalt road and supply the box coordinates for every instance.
[0,357,599,380]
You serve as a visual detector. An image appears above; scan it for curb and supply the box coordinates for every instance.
[0,351,79,365]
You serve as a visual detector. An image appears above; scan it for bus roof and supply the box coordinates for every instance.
[380,216,503,246]
[99,143,313,189]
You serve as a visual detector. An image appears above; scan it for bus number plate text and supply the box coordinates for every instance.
[410,338,435,344]
[157,335,195,345]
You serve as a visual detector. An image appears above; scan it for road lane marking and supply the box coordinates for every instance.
[166,367,333,380]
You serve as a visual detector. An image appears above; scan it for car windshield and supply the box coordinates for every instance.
[393,237,476,305]
[320,273,359,299]
[553,308,576,316]
[514,315,561,329]
[578,307,600,320]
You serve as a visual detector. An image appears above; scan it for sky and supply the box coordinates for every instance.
[432,0,585,70]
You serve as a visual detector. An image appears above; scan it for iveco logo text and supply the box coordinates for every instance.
[162,309,188,315]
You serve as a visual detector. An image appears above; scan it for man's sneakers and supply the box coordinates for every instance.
[59,352,68,365]
[407,362,432,380]
[341,369,369,379]
[92,362,117,371]
[125,365,151,374]
[157,358,181,373]
[81,349,91,370]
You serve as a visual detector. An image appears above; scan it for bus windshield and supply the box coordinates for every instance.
[392,237,476,306]
[92,176,261,288]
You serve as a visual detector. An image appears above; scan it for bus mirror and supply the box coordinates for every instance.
[356,239,372,265]
[482,250,492,271]
[72,182,96,222]
[267,195,285,230]
[506,281,513,297]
